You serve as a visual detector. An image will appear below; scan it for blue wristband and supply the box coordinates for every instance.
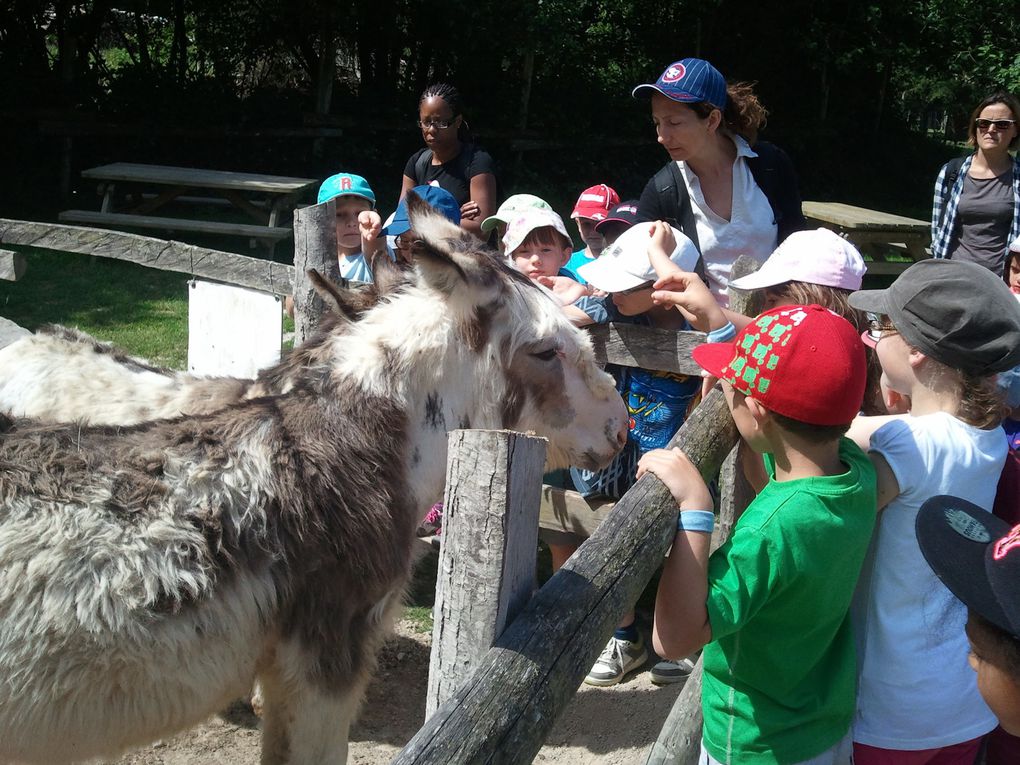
[706,321,737,343]
[677,510,715,534]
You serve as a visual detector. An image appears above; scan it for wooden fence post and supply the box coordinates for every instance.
[0,250,26,282]
[391,388,739,765]
[426,429,547,718]
[644,255,763,765]
[292,200,339,345]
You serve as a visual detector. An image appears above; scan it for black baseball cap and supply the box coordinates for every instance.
[916,495,1020,638]
[594,200,639,234]
[849,259,1020,376]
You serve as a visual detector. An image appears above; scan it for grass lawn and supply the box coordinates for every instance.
[0,246,191,368]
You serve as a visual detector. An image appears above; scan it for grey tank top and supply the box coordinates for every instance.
[950,170,1014,274]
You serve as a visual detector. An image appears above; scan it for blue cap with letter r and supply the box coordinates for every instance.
[631,58,728,110]
[318,173,376,207]
[382,185,461,237]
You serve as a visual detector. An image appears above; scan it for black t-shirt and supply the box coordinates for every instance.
[403,143,496,206]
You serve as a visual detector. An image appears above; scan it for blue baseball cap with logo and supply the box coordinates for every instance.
[318,173,376,207]
[632,58,728,110]
[382,185,461,237]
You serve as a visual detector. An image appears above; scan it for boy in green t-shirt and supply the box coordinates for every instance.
[640,304,877,765]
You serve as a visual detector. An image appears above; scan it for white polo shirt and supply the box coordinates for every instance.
[678,135,778,307]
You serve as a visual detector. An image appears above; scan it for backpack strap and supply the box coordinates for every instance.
[414,149,434,184]
[944,156,966,188]
[653,163,701,254]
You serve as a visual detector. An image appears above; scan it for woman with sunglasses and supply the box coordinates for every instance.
[931,91,1020,275]
[400,83,497,238]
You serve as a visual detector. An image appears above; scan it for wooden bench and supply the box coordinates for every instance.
[57,210,293,244]
[803,201,931,275]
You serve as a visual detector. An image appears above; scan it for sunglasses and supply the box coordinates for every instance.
[865,314,897,344]
[975,118,1017,131]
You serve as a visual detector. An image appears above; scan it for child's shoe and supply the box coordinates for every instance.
[416,503,444,538]
[583,634,648,686]
[649,656,696,685]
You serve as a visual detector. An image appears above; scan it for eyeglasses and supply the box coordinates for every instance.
[394,235,417,249]
[975,118,1017,132]
[417,119,454,130]
[866,314,897,343]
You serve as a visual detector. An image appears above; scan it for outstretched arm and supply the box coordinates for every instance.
[639,448,714,660]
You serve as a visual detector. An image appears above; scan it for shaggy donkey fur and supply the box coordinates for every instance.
[0,193,627,765]
[0,256,404,426]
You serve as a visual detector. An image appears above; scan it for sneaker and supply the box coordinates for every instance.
[649,657,696,685]
[584,635,648,687]
[416,503,443,538]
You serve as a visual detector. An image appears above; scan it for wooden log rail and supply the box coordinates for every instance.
[0,218,296,295]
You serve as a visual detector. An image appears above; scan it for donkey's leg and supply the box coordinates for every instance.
[259,639,370,765]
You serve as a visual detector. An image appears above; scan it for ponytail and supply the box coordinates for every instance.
[691,81,768,144]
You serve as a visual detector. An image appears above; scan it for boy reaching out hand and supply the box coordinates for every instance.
[640,304,877,765]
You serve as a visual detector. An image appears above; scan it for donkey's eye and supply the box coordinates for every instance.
[532,348,558,362]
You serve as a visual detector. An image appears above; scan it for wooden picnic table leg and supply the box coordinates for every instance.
[222,190,272,225]
[132,185,189,215]
[100,183,115,213]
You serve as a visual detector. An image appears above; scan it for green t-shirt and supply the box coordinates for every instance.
[701,437,877,764]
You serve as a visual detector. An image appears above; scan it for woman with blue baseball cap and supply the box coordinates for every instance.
[632,58,805,308]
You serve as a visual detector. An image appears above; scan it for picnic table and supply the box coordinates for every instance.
[59,163,319,253]
[802,201,931,275]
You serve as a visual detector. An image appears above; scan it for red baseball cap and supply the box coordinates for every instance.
[571,184,620,222]
[692,304,866,425]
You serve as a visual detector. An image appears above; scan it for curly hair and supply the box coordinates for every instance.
[691,81,768,144]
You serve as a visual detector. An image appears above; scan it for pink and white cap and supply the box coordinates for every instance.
[502,209,572,255]
[729,228,866,292]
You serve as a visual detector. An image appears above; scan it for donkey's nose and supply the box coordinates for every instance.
[615,419,628,449]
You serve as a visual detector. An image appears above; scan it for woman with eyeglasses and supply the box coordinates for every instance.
[631,58,805,309]
[400,83,497,238]
[931,91,1020,275]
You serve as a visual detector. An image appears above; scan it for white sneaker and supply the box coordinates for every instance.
[649,656,696,685]
[584,635,648,687]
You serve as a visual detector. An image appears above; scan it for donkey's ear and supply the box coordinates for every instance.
[370,251,409,294]
[406,192,501,299]
[307,269,360,322]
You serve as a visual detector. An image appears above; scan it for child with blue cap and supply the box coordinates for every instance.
[383,185,461,265]
[317,172,380,283]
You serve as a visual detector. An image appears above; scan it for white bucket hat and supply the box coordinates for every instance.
[577,222,700,293]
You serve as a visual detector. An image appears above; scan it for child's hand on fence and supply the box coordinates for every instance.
[637,447,713,510]
[537,275,591,305]
[650,272,726,332]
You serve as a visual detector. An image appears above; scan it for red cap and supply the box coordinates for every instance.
[692,304,866,426]
[571,184,620,222]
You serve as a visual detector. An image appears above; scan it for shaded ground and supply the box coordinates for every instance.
[106,615,686,765]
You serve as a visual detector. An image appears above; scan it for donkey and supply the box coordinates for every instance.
[0,193,628,765]
[0,257,403,426]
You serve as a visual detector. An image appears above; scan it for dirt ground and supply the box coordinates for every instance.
[106,617,687,765]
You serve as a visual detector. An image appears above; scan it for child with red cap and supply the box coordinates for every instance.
[642,305,877,764]
[562,183,620,282]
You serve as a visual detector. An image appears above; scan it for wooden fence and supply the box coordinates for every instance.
[0,208,761,764]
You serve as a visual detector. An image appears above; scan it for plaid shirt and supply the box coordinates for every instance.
[931,154,1020,264]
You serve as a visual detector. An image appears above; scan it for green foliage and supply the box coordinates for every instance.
[0,247,189,369]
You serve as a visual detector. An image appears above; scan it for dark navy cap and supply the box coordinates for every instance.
[632,58,728,110]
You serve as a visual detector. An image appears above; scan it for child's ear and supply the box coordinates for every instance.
[908,348,927,368]
[560,247,572,266]
[745,397,770,429]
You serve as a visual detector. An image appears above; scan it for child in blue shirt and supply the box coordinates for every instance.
[317,172,379,283]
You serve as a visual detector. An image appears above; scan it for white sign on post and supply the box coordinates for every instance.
[188,279,282,378]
